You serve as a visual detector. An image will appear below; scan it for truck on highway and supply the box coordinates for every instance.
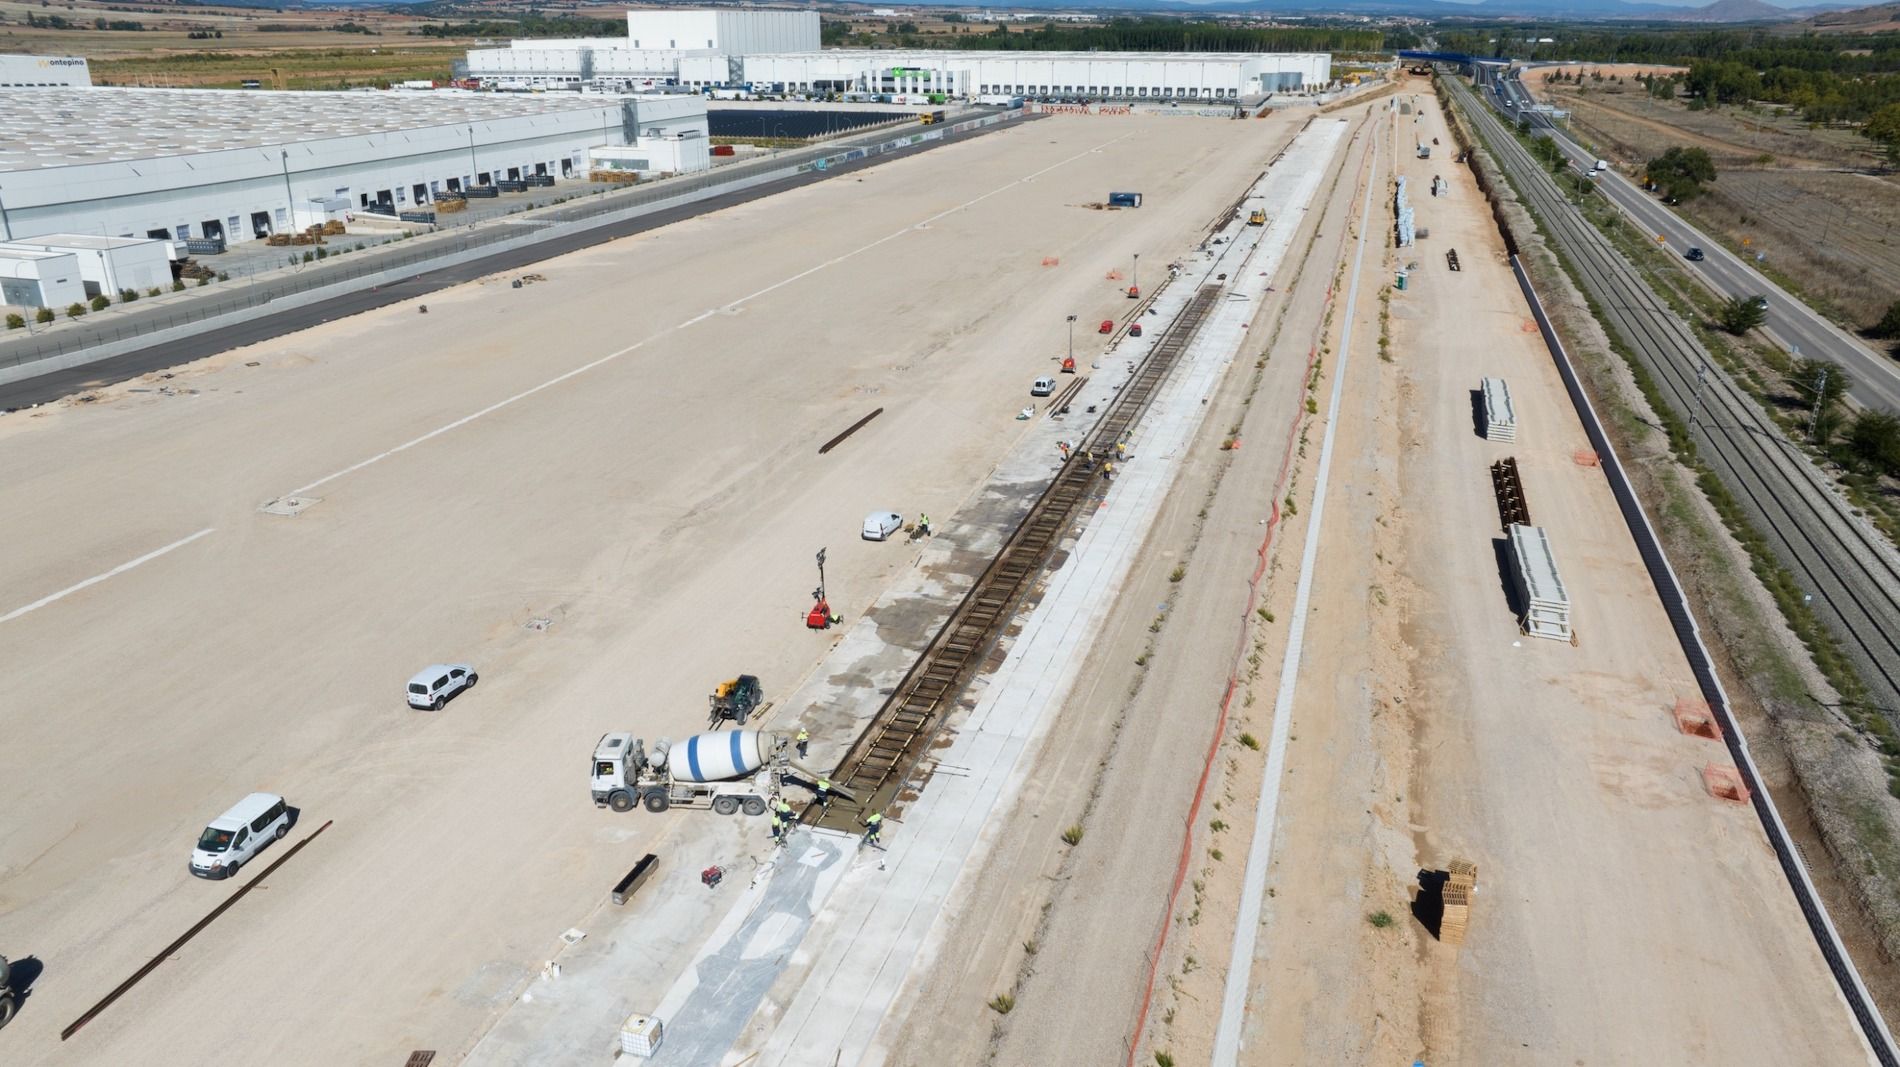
[1108,191,1143,208]
[592,729,845,815]
[1593,158,1610,174]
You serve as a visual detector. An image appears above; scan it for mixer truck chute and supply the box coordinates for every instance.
[592,730,848,816]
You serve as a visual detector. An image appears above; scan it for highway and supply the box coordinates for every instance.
[1446,73,1900,725]
[1489,73,1900,414]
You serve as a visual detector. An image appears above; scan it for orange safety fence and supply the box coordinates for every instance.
[1704,763,1751,804]
[1673,696,1722,740]
[1123,289,1333,1067]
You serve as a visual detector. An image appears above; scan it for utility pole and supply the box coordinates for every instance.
[1066,313,1075,367]
[280,150,294,236]
[1808,366,1829,443]
[1688,360,1709,435]
[467,126,479,186]
[1132,251,1139,296]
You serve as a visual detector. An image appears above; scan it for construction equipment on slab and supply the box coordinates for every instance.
[591,730,847,816]
[707,674,764,728]
[1446,248,1461,271]
[810,285,1226,831]
[1248,208,1267,226]
[806,547,837,630]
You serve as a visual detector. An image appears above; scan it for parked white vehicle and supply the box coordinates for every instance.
[407,663,477,710]
[190,793,291,880]
[1030,376,1057,397]
[862,511,904,541]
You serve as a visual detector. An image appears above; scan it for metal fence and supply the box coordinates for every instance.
[0,110,1018,382]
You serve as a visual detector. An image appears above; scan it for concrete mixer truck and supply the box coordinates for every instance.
[592,729,843,815]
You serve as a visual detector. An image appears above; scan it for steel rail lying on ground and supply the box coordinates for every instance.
[810,283,1223,830]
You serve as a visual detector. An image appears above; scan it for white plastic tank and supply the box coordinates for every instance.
[669,730,782,783]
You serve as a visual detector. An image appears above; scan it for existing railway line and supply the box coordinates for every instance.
[1447,76,1900,720]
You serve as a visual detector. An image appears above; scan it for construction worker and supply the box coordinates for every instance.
[916,513,931,537]
[1058,440,1071,461]
[1103,461,1116,481]
[816,777,832,809]
[775,797,795,824]
[862,811,884,848]
[770,812,785,843]
[796,727,810,759]
[1115,441,1128,461]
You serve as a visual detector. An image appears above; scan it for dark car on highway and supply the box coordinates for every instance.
[1685,247,1705,261]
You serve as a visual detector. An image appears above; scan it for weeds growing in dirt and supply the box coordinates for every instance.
[1062,825,1085,846]
[1368,910,1395,928]
[989,993,1016,1015]
[1239,732,1261,750]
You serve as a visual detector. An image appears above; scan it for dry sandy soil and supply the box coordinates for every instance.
[0,113,1291,1064]
[884,109,1375,1067]
[1226,84,1871,1065]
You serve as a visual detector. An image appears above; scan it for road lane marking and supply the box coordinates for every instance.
[288,132,1134,499]
[2,527,216,624]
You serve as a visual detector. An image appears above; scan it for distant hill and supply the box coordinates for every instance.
[1804,0,1900,29]
[1659,0,1801,21]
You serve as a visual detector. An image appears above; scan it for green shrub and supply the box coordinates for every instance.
[146,286,161,297]
[36,307,54,324]
[171,279,185,292]
[197,276,210,286]
[65,302,86,319]
[119,288,138,303]
[5,313,24,329]
[90,294,110,311]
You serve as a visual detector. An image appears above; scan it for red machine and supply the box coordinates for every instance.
[807,547,834,629]
[1098,319,1114,334]
[1130,323,1143,337]
[1061,355,1076,374]
[1127,285,1140,299]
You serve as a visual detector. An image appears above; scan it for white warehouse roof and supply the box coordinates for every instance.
[0,87,632,171]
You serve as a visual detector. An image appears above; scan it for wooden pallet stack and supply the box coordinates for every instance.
[1441,859,1479,946]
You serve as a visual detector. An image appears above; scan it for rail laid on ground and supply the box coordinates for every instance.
[1445,76,1900,730]
[811,284,1224,831]
[1445,76,1898,1064]
[60,820,333,1041]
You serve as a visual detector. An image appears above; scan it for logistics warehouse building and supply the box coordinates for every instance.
[467,9,1331,100]
[0,88,706,247]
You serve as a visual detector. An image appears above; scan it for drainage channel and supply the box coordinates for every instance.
[810,283,1224,831]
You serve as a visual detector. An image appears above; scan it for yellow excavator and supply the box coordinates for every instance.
[1248,208,1267,226]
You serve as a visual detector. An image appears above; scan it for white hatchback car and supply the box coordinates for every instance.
[862,511,904,541]
[1030,377,1057,397]
[407,663,477,710]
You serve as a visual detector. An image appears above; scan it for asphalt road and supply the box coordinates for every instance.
[1491,76,1900,414]
[0,114,1024,411]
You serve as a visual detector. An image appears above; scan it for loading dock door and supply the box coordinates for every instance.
[251,211,273,237]
[201,219,225,242]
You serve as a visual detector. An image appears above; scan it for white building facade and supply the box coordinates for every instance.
[0,54,91,89]
[0,89,707,247]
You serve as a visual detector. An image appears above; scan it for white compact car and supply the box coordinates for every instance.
[1030,377,1056,397]
[862,511,904,541]
[190,793,291,880]
[407,663,477,710]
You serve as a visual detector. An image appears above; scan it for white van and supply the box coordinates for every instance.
[190,792,290,880]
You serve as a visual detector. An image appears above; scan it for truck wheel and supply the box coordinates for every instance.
[0,994,15,1030]
[608,791,634,813]
[712,796,740,816]
[643,791,670,814]
[742,797,767,817]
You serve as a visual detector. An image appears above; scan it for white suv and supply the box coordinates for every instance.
[407,663,477,710]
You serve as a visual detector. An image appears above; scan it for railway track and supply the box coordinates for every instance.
[812,282,1223,830]
[1449,77,1900,718]
[1451,74,1900,1063]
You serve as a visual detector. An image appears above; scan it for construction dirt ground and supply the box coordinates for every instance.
[0,90,1881,1067]
[0,111,1294,1063]
[882,91,1879,1067]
